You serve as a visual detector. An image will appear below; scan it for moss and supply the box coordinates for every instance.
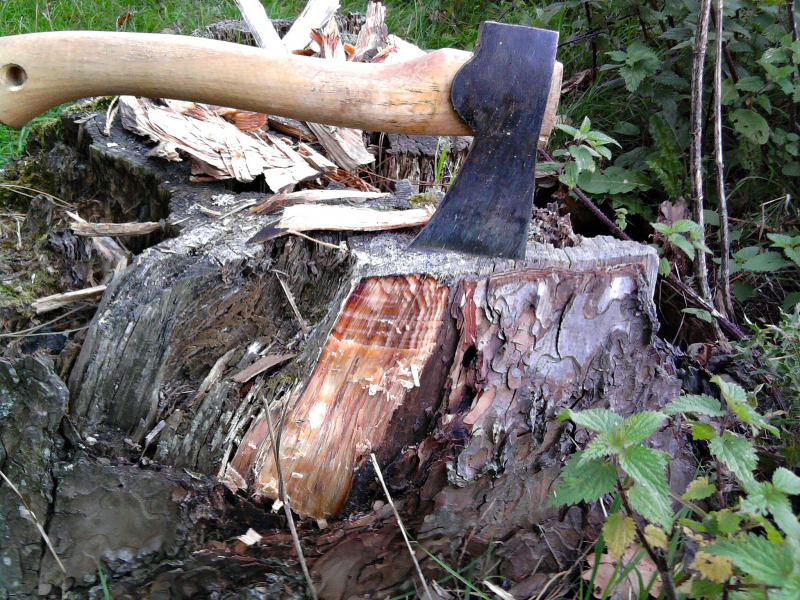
[408,192,440,208]
[62,96,115,116]
[27,117,64,149]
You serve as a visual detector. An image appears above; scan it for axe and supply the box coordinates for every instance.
[0,22,558,259]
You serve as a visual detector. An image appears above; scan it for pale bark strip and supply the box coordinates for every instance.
[234,0,287,54]
[714,0,734,318]
[275,204,434,235]
[32,285,108,314]
[71,220,162,237]
[690,0,723,338]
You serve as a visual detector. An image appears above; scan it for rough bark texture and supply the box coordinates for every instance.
[0,106,695,600]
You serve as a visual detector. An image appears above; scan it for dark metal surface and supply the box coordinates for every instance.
[410,22,558,260]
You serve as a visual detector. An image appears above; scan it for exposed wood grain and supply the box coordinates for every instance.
[306,123,374,172]
[282,0,340,52]
[352,1,388,62]
[227,275,450,518]
[251,189,389,215]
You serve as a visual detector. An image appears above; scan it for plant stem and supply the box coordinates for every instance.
[616,482,679,600]
[714,0,735,319]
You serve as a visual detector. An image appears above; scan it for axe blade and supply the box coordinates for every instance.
[409,22,558,260]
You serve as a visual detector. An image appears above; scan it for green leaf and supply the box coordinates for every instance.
[658,257,671,277]
[664,394,726,417]
[687,579,723,600]
[579,116,591,136]
[613,122,639,136]
[669,234,696,260]
[709,432,757,479]
[557,408,623,433]
[710,534,795,587]
[714,509,741,535]
[682,308,713,323]
[739,251,787,272]
[730,108,771,145]
[620,411,666,445]
[692,423,717,441]
[603,513,637,559]
[554,123,579,138]
[586,130,621,147]
[683,476,716,501]
[619,445,673,527]
[549,452,618,506]
[569,144,595,172]
[736,75,766,92]
[559,161,579,188]
[772,467,800,495]
[577,166,651,195]
[644,524,668,549]
[713,376,779,435]
[580,431,625,462]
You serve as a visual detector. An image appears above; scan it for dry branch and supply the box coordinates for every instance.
[232,353,297,384]
[70,220,162,237]
[32,285,107,314]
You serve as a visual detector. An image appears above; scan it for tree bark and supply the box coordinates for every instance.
[0,105,695,600]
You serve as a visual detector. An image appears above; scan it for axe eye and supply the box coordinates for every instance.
[0,64,27,91]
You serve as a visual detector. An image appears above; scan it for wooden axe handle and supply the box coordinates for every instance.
[0,32,561,139]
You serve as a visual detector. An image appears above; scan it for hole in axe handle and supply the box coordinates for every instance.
[0,64,27,91]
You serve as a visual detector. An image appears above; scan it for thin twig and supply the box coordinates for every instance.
[714,0,735,319]
[0,306,89,338]
[274,272,310,335]
[290,230,344,251]
[263,398,318,600]
[371,453,433,600]
[0,183,74,209]
[0,469,66,574]
[103,96,120,137]
[690,0,724,340]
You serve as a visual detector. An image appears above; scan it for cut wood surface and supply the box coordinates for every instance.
[251,189,389,215]
[282,0,341,52]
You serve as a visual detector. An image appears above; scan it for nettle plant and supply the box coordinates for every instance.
[551,377,800,600]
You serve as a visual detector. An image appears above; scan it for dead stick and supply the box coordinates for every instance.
[714,0,735,319]
[263,398,319,600]
[370,453,433,600]
[689,0,723,340]
[538,148,745,341]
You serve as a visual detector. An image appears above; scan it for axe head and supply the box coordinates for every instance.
[409,22,558,260]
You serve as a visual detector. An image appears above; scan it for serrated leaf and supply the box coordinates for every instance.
[684,476,716,501]
[715,509,741,535]
[710,432,757,479]
[740,250,787,272]
[620,445,673,527]
[730,109,771,144]
[690,551,733,582]
[644,524,668,549]
[557,408,623,433]
[620,411,666,445]
[710,533,795,586]
[692,423,717,441]
[772,467,800,495]
[579,116,591,136]
[711,376,747,405]
[664,394,726,416]
[580,431,625,463]
[550,452,618,506]
[603,513,637,559]
[554,123,579,137]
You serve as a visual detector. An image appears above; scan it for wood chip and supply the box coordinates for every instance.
[282,0,340,52]
[32,285,107,314]
[119,97,320,188]
[232,353,296,383]
[251,189,389,215]
[70,220,162,237]
[251,204,434,242]
[268,117,317,142]
[234,0,287,54]
[352,1,388,62]
[306,123,374,172]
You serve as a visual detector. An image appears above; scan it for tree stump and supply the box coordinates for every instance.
[0,108,696,600]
